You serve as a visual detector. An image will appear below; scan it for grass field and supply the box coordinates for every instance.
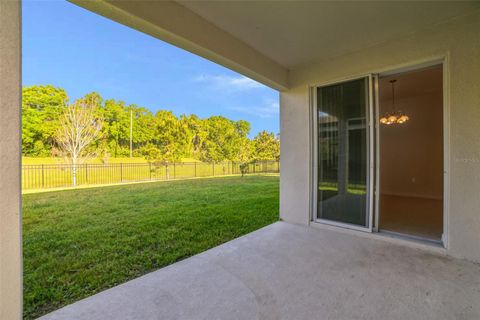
[23,175,279,319]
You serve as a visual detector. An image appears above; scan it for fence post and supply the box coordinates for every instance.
[194,162,197,177]
[72,164,75,187]
[120,163,123,182]
[149,162,152,180]
[85,163,88,183]
[212,162,215,176]
[173,162,176,180]
[253,161,256,174]
[41,164,45,189]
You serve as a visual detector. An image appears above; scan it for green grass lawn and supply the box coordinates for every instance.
[23,175,279,319]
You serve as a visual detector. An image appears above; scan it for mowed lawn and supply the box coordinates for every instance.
[23,175,279,319]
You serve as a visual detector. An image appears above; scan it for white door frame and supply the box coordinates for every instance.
[375,61,447,245]
[310,56,449,248]
[373,74,380,232]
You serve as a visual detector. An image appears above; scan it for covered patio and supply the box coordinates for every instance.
[40,222,480,320]
[2,1,480,319]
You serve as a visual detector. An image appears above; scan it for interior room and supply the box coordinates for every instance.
[378,65,444,241]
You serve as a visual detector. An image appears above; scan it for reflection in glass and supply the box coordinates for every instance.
[317,78,368,227]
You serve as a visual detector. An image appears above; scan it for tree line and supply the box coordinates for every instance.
[22,85,280,165]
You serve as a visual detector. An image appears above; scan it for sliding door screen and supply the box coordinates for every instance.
[316,78,369,227]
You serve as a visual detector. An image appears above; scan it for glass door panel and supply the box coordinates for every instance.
[316,77,370,227]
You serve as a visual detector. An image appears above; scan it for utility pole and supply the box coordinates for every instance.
[130,109,133,158]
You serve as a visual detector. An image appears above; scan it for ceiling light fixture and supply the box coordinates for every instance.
[380,79,409,125]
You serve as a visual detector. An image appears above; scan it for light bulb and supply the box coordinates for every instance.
[397,114,409,123]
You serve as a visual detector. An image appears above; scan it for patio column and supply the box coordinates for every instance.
[0,0,22,319]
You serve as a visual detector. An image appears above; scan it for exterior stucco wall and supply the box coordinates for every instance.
[279,86,312,225]
[0,0,22,319]
[280,11,480,263]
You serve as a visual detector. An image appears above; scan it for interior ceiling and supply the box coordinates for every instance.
[379,65,443,101]
[177,1,479,70]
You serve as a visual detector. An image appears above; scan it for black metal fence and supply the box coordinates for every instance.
[22,160,280,190]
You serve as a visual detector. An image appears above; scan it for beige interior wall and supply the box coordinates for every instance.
[379,66,443,200]
[280,10,480,262]
[0,1,22,319]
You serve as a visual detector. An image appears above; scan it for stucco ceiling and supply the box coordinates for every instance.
[177,1,480,70]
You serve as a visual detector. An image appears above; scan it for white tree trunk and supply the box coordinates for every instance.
[72,157,77,186]
[55,97,104,187]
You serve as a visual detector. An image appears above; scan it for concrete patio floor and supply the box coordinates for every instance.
[40,222,480,320]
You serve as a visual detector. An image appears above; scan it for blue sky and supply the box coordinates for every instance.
[22,0,279,137]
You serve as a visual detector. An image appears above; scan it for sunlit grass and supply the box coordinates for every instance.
[23,175,279,319]
[319,181,366,195]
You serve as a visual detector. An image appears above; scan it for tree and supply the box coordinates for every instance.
[200,116,251,163]
[96,98,155,159]
[22,85,68,156]
[149,111,187,179]
[236,137,254,176]
[253,131,280,161]
[131,107,155,155]
[22,84,282,167]
[102,99,130,157]
[55,96,104,185]
[178,114,197,158]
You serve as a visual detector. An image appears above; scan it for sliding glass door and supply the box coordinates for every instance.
[314,77,373,229]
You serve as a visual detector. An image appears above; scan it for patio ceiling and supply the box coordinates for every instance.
[177,1,480,69]
[70,0,479,91]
